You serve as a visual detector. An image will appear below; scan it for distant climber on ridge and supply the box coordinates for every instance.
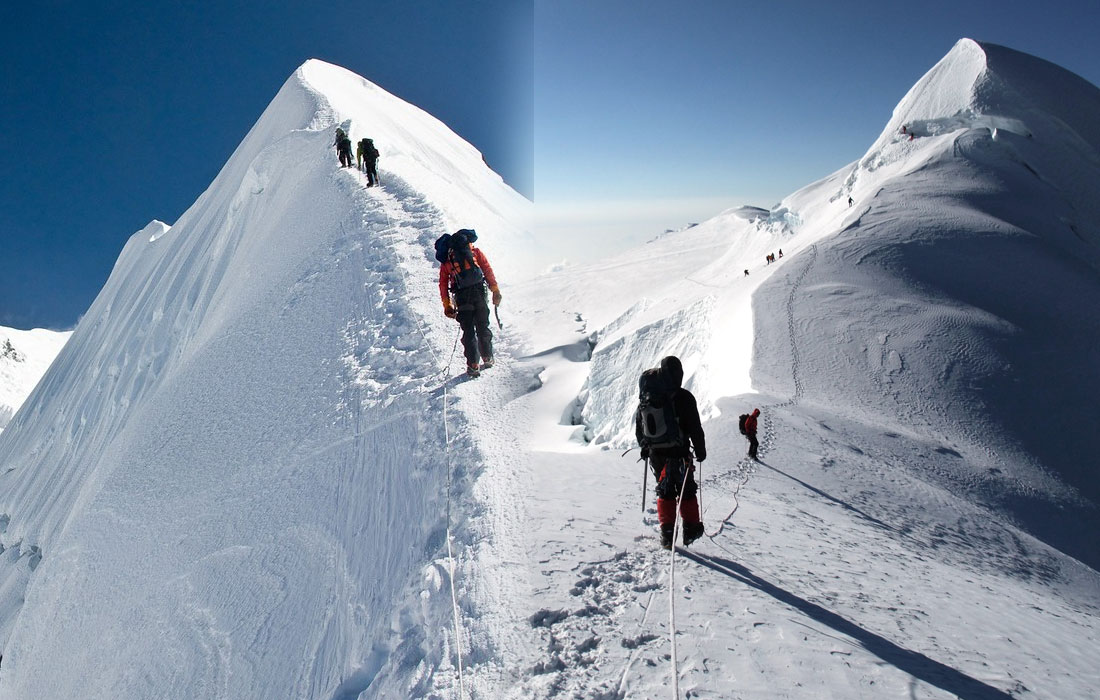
[636,356,707,549]
[436,229,502,377]
[334,128,354,168]
[358,137,380,187]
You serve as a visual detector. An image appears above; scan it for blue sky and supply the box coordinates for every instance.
[535,0,1100,255]
[0,1,532,330]
[4,1,1100,330]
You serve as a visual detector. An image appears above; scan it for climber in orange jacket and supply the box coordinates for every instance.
[437,229,502,377]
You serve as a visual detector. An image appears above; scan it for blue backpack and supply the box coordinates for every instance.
[435,229,485,289]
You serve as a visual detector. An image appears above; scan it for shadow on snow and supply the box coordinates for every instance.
[679,549,1020,700]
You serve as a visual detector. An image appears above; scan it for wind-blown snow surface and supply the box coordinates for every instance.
[496,39,1100,698]
[0,60,530,698]
[0,326,70,433]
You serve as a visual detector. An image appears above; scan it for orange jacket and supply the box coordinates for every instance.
[438,246,498,306]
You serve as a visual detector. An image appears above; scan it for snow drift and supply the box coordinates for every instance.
[0,60,530,698]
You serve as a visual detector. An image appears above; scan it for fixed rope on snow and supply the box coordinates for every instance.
[409,287,467,697]
[666,460,693,699]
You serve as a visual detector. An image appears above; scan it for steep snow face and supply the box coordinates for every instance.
[0,60,529,698]
[0,327,70,432]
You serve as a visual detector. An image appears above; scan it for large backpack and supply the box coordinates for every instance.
[434,229,485,290]
[738,413,749,435]
[637,368,683,450]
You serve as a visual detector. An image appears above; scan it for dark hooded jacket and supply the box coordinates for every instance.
[635,356,707,461]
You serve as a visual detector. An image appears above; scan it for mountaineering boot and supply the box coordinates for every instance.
[683,522,705,547]
[466,364,481,378]
[660,526,675,550]
[480,356,494,370]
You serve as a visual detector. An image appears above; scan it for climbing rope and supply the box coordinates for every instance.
[442,357,466,700]
[356,180,468,697]
[666,460,693,698]
[405,245,466,698]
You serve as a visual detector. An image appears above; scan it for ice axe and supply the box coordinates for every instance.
[494,304,504,329]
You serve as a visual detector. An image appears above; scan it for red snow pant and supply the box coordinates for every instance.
[651,454,700,528]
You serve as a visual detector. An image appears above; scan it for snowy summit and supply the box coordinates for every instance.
[0,40,1098,699]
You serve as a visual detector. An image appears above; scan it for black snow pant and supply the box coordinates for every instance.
[338,149,353,167]
[747,432,759,458]
[365,159,378,186]
[454,284,493,368]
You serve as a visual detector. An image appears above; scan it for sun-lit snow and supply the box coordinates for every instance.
[501,37,1100,698]
[0,326,70,433]
[0,39,1098,700]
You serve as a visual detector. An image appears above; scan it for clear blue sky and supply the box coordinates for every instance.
[535,0,1100,256]
[5,2,1100,330]
[0,1,532,330]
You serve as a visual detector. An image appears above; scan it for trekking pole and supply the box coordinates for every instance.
[642,456,649,512]
[695,449,703,518]
[494,304,504,330]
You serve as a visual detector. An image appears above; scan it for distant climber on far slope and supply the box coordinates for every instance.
[436,229,502,377]
[636,356,707,549]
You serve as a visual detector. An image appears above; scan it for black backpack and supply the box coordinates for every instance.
[637,368,683,450]
[361,138,379,161]
[738,414,749,435]
[434,229,485,290]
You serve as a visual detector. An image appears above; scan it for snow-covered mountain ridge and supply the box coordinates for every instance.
[0,60,530,698]
[503,39,1100,696]
[528,38,1100,560]
[0,39,1097,700]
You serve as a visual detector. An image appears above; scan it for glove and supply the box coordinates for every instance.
[695,447,707,463]
[491,287,502,306]
[443,301,457,318]
[640,447,650,460]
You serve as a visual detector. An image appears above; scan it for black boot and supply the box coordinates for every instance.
[660,526,675,550]
[683,522,705,546]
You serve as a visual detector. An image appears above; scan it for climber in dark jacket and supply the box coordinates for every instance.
[334,128,353,168]
[635,356,707,548]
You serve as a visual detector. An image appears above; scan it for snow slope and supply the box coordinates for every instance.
[496,38,1100,698]
[0,60,530,698]
[0,326,70,433]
